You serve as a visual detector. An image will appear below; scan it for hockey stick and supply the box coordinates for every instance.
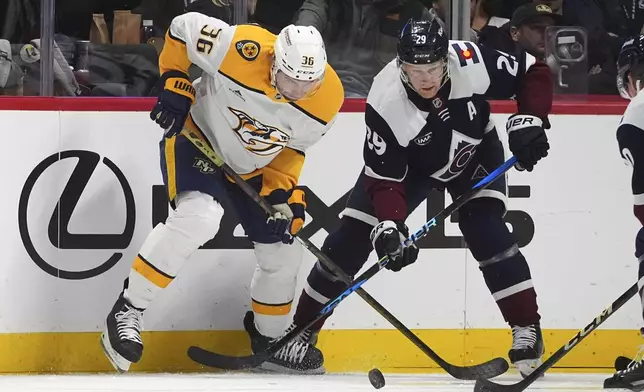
[474,282,639,392]
[180,128,515,375]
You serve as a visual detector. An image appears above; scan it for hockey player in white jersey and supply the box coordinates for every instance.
[289,17,553,377]
[604,35,644,391]
[100,13,344,374]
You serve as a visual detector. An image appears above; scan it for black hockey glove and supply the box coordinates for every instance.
[506,114,550,172]
[266,188,306,244]
[150,71,195,137]
[370,220,419,272]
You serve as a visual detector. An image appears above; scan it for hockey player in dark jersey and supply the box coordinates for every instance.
[282,17,554,377]
[604,35,644,391]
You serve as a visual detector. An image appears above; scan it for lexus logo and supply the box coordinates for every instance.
[18,150,135,280]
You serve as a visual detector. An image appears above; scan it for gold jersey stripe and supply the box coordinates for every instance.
[251,299,293,316]
[132,255,174,288]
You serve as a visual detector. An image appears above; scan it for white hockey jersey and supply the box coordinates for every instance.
[617,90,644,225]
[364,40,546,183]
[159,12,344,195]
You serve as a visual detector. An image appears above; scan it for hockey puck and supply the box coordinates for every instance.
[368,368,386,389]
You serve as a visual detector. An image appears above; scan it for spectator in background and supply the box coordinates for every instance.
[427,0,473,39]
[472,0,508,35]
[607,0,644,42]
[254,0,303,34]
[509,2,618,94]
[429,0,511,49]
[599,0,628,39]
[529,0,620,81]
[1,0,39,43]
[295,0,433,97]
[472,0,514,51]
[510,3,560,59]
[558,0,619,93]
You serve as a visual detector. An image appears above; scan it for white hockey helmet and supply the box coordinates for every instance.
[271,25,327,100]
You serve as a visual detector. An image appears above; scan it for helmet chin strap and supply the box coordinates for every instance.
[270,60,278,89]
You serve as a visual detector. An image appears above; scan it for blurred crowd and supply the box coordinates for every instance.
[0,0,642,97]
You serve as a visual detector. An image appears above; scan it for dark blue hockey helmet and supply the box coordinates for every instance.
[397,17,448,65]
[617,34,644,99]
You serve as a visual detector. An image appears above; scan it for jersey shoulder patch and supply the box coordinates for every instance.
[367,60,427,147]
[447,40,490,99]
[450,40,483,67]
[218,25,276,93]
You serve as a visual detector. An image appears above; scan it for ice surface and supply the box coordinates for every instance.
[0,372,611,392]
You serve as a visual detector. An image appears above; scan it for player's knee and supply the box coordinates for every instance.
[322,217,373,275]
[636,227,644,259]
[254,241,304,277]
[458,198,505,238]
[460,197,504,221]
[168,191,224,245]
[305,217,373,299]
[458,198,515,262]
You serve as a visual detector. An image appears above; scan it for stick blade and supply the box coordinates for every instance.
[187,346,265,370]
[474,377,523,392]
[447,357,509,380]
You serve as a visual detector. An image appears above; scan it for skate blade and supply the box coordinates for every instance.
[603,386,644,392]
[100,332,132,373]
[256,362,326,375]
[514,358,544,379]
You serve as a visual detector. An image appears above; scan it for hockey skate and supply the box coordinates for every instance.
[605,347,644,391]
[100,292,144,373]
[243,311,325,374]
[508,324,544,378]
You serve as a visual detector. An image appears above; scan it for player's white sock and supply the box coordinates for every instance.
[250,242,303,338]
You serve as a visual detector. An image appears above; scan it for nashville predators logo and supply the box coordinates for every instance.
[229,107,289,156]
[236,40,260,61]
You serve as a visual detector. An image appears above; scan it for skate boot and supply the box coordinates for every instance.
[298,327,320,347]
[605,347,644,391]
[243,311,324,374]
[508,324,544,378]
[100,292,144,372]
[616,356,634,372]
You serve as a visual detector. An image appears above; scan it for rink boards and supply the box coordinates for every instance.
[0,97,640,373]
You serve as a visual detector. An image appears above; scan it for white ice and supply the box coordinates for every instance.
[0,372,612,392]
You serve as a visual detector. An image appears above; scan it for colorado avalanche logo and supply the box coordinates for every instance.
[228,107,290,156]
[432,130,482,182]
